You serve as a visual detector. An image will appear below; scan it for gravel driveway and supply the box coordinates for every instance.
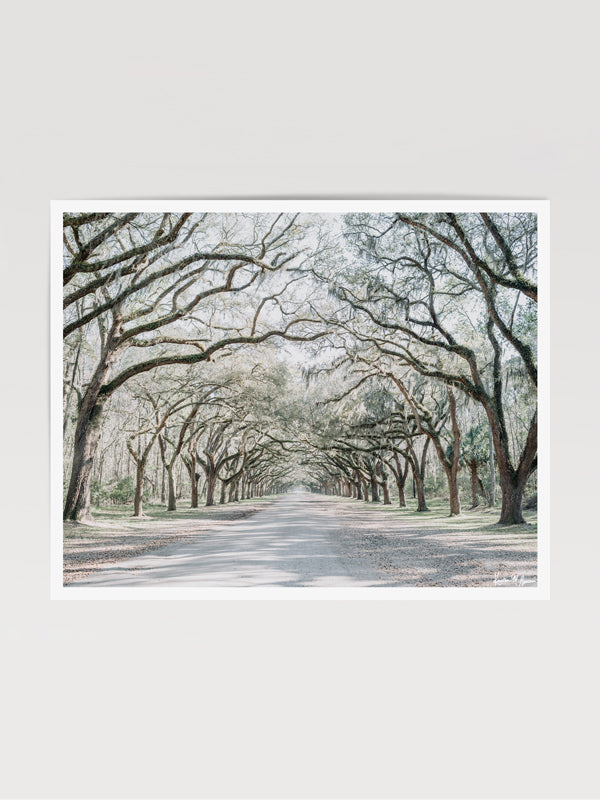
[69,491,537,587]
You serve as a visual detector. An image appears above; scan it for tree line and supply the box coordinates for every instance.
[62,210,537,524]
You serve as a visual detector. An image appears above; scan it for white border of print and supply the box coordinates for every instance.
[51,199,550,601]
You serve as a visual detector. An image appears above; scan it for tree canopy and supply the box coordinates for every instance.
[62,210,538,525]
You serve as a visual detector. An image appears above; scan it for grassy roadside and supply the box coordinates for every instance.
[322,495,537,538]
[64,495,279,539]
[321,494,537,587]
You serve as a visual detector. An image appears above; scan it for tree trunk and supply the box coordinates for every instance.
[205,470,217,506]
[447,388,461,516]
[486,405,536,525]
[423,386,461,517]
[392,453,407,507]
[133,461,145,517]
[63,394,107,521]
[64,334,126,521]
[183,456,199,508]
[409,460,428,512]
[414,471,428,512]
[446,466,461,516]
[369,474,379,502]
[478,476,487,504]
[167,466,176,511]
[191,474,199,508]
[395,478,406,507]
[219,480,226,504]
[381,478,391,505]
[405,439,429,512]
[498,473,526,524]
[63,339,83,436]
[469,460,480,508]
[154,449,160,503]
[488,420,496,506]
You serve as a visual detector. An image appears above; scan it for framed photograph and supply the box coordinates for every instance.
[52,200,548,598]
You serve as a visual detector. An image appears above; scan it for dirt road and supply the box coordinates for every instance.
[73,492,380,586]
[70,491,537,587]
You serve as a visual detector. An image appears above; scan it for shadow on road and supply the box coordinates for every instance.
[71,492,537,588]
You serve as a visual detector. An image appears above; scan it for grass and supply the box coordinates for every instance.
[324,495,537,538]
[64,495,278,539]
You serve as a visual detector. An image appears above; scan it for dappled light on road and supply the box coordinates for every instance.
[72,492,536,588]
[75,492,382,587]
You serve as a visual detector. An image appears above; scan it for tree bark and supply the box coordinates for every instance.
[396,478,406,507]
[406,440,429,512]
[166,466,176,511]
[63,394,107,521]
[469,460,480,508]
[63,326,123,521]
[446,388,462,516]
[412,463,428,512]
[369,474,379,502]
[205,470,217,506]
[183,454,199,508]
[498,474,526,524]
[446,467,461,516]
[63,338,82,436]
[190,474,199,508]
[488,420,496,506]
[133,461,145,517]
[393,453,408,507]
[381,479,391,505]
[487,403,536,524]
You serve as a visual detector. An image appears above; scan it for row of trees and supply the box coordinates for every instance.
[303,211,537,523]
[297,375,498,515]
[62,212,328,520]
[94,360,296,516]
[67,358,507,519]
[62,210,538,524]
